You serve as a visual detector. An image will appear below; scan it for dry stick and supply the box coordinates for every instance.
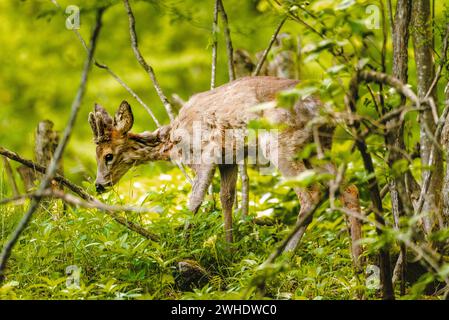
[0,146,157,241]
[1,156,19,196]
[253,16,288,76]
[0,10,103,281]
[360,70,420,104]
[217,0,235,81]
[210,0,219,89]
[346,70,395,300]
[123,0,175,122]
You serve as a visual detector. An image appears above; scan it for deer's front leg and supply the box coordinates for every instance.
[188,164,216,213]
[218,164,238,243]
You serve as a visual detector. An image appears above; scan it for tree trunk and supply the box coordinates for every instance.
[35,120,64,191]
[412,0,443,233]
[388,0,413,295]
[16,120,63,194]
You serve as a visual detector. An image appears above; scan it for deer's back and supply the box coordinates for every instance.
[171,76,303,131]
[169,76,328,160]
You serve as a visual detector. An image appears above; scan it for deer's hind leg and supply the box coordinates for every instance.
[218,164,238,243]
[284,184,322,252]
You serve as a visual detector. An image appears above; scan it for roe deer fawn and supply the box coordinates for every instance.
[89,76,363,264]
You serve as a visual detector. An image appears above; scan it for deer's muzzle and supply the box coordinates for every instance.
[95,183,107,194]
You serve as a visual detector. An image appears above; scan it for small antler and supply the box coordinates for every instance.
[88,103,113,143]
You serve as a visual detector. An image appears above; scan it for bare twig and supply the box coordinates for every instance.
[214,0,249,216]
[253,16,287,76]
[358,70,420,105]
[217,0,235,81]
[211,0,219,89]
[0,9,103,281]
[123,0,175,122]
[240,158,249,218]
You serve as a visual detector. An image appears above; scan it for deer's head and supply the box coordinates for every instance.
[89,101,170,193]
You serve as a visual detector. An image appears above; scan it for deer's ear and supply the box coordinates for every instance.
[114,101,134,134]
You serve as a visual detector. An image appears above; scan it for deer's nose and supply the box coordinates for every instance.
[95,183,106,194]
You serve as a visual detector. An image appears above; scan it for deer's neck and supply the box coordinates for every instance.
[127,126,173,164]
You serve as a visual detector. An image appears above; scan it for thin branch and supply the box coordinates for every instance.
[0,9,103,281]
[253,16,288,76]
[211,0,219,89]
[217,0,235,81]
[358,70,420,105]
[123,0,175,122]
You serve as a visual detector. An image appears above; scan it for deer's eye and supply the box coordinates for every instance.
[105,154,113,163]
